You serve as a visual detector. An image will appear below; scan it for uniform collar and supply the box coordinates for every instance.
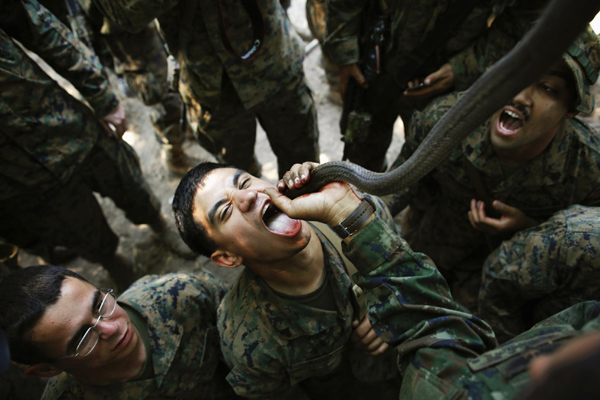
[243,228,355,340]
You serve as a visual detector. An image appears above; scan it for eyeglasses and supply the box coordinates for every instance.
[61,289,117,359]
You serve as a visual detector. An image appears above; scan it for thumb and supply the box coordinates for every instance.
[263,187,291,211]
[424,70,441,86]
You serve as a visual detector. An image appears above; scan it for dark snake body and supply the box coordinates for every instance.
[286,0,600,199]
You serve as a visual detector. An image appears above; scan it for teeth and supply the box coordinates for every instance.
[500,120,505,129]
[505,110,521,119]
[262,204,269,217]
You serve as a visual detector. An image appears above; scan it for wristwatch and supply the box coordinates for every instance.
[332,198,376,239]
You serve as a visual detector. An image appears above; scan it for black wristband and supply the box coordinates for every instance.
[332,198,375,239]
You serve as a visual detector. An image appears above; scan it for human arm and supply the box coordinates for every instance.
[2,0,121,123]
[468,199,538,235]
[267,162,497,369]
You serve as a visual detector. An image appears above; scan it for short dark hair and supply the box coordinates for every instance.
[172,162,231,258]
[0,265,86,365]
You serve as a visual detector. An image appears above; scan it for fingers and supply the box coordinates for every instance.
[404,63,454,97]
[351,317,389,355]
[468,199,501,233]
[277,162,320,191]
[339,64,367,99]
[101,105,128,139]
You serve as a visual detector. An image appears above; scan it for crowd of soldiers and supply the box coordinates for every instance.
[1,0,600,399]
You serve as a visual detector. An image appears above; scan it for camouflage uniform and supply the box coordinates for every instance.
[42,271,239,400]
[40,0,185,158]
[345,208,600,400]
[479,205,600,343]
[0,0,160,263]
[323,0,546,171]
[93,0,319,176]
[384,90,600,306]
[218,194,400,399]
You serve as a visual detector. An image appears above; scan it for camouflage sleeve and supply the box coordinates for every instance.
[343,210,497,366]
[8,0,119,117]
[322,0,368,65]
[449,2,542,91]
[92,0,180,32]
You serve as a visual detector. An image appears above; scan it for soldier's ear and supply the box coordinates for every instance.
[211,250,243,269]
[25,363,62,378]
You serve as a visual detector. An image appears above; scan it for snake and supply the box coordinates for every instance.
[286,0,600,199]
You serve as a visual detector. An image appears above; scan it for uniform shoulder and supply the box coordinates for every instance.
[568,117,600,153]
[410,92,462,144]
[42,373,88,400]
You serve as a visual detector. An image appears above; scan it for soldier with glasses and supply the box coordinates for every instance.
[0,265,241,399]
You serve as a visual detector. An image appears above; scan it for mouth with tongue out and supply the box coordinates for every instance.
[497,109,524,136]
[261,202,301,236]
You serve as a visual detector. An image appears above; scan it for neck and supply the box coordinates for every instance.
[247,226,325,296]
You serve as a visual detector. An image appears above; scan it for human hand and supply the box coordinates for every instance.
[339,63,368,99]
[403,63,454,98]
[351,316,388,356]
[263,162,362,227]
[100,105,128,139]
[468,199,537,235]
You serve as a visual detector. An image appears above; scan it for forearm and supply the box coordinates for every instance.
[344,215,497,361]
[16,0,118,116]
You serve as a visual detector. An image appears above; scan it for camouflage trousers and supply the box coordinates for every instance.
[0,133,160,263]
[190,73,320,177]
[478,205,600,343]
[343,73,434,172]
[105,23,185,148]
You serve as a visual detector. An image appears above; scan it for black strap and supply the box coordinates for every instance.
[390,0,479,86]
[217,0,265,61]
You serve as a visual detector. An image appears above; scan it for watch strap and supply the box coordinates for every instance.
[332,198,375,239]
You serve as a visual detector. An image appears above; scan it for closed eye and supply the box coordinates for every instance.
[239,177,251,189]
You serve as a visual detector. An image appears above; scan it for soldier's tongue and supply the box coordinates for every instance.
[263,206,300,235]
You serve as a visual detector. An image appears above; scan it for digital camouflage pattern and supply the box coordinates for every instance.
[0,0,118,200]
[479,205,600,343]
[92,0,319,176]
[0,0,161,262]
[322,0,547,172]
[384,90,600,295]
[218,194,399,399]
[39,0,184,148]
[42,271,239,400]
[344,203,600,400]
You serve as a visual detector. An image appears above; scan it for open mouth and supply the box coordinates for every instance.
[498,109,523,134]
[261,202,301,236]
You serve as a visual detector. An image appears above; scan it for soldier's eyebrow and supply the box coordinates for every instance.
[66,289,101,353]
[207,170,243,226]
[544,69,571,83]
